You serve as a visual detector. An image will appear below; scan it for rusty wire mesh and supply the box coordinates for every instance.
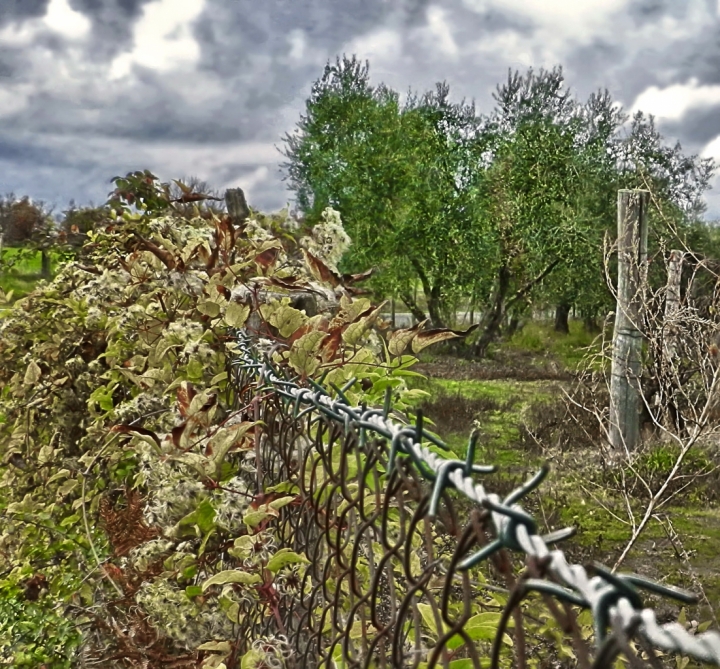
[224,329,720,668]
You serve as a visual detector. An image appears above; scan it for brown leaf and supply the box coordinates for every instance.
[320,326,344,362]
[342,268,374,284]
[177,381,197,418]
[110,424,162,448]
[215,216,236,251]
[302,249,341,287]
[267,276,308,291]
[171,423,187,449]
[131,232,176,270]
[411,323,479,354]
[387,320,427,356]
[344,285,373,296]
[255,246,280,269]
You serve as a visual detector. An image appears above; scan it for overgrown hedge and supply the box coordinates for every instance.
[0,173,461,667]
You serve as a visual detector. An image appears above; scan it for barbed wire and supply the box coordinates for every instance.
[227,328,720,668]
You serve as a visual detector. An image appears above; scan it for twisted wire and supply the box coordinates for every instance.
[228,329,720,666]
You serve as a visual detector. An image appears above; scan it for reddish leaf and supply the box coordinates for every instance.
[177,381,197,418]
[302,249,341,287]
[255,246,279,269]
[171,423,187,449]
[344,285,373,296]
[131,233,176,270]
[320,326,344,362]
[267,276,307,291]
[215,216,236,251]
[287,316,329,345]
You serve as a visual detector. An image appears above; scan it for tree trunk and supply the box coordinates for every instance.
[505,313,522,338]
[659,250,685,441]
[554,301,571,334]
[411,258,445,328]
[426,284,445,329]
[40,249,51,278]
[399,290,427,325]
[473,259,560,358]
[473,265,511,357]
[583,316,601,334]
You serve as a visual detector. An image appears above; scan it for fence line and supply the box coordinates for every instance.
[227,328,720,668]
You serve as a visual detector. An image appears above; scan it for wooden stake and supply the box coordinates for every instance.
[609,189,649,453]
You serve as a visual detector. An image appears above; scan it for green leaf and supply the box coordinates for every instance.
[185,585,203,598]
[267,548,309,573]
[176,499,216,535]
[243,509,277,528]
[224,302,250,328]
[202,570,262,592]
[60,513,80,527]
[261,303,308,338]
[268,496,295,511]
[88,383,116,412]
[197,300,221,317]
[417,603,441,637]
[207,421,256,477]
[288,331,327,376]
[197,641,232,653]
[240,649,265,669]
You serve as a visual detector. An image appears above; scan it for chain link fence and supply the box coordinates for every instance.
[225,329,720,668]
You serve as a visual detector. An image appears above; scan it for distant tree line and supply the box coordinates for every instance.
[279,55,720,356]
[3,57,720,361]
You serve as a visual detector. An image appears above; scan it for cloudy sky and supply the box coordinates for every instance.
[2,0,720,221]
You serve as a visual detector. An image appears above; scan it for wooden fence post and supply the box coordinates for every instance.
[225,188,250,225]
[659,250,684,440]
[609,189,649,452]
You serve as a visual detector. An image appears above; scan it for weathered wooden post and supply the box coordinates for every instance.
[663,250,684,360]
[659,250,684,440]
[609,189,649,452]
[225,188,250,225]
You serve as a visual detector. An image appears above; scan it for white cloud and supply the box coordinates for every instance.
[469,29,536,69]
[109,0,205,80]
[343,28,404,65]
[0,21,39,48]
[423,6,459,58]
[220,166,269,194]
[287,30,306,61]
[701,135,720,163]
[44,0,91,40]
[461,0,629,39]
[0,0,91,46]
[630,78,720,122]
[0,84,33,118]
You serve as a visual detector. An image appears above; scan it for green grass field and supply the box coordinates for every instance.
[0,247,64,307]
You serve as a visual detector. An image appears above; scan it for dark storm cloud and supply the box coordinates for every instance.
[1,0,720,219]
[660,106,720,150]
[0,0,50,26]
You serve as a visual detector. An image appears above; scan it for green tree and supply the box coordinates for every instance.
[279,55,492,328]
[466,67,600,355]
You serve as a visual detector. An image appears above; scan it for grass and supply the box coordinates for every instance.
[0,247,64,305]
[505,318,609,371]
[411,317,720,628]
